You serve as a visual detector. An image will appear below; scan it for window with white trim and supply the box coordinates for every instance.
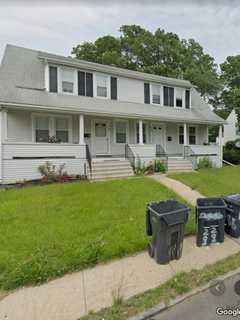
[35,117,49,143]
[189,126,196,145]
[115,121,127,143]
[55,118,69,143]
[152,84,161,104]
[34,115,71,143]
[96,74,108,97]
[61,68,75,93]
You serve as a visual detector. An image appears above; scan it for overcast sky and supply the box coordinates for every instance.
[0,0,239,65]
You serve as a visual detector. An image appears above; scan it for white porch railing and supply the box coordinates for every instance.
[184,144,221,169]
[2,143,87,183]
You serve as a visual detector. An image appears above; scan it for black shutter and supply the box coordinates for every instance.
[111,77,117,100]
[185,90,190,109]
[169,87,174,107]
[49,66,58,93]
[144,83,150,104]
[86,73,93,97]
[163,86,168,106]
[78,71,85,96]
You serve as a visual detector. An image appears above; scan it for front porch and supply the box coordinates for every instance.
[0,108,223,183]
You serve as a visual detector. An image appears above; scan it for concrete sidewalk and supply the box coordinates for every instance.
[0,175,239,320]
[150,174,204,205]
[0,236,239,320]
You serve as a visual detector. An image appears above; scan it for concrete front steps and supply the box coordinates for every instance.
[167,157,194,173]
[91,158,134,180]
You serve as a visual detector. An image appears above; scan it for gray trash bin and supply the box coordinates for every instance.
[196,198,226,247]
[146,200,189,264]
[223,194,240,238]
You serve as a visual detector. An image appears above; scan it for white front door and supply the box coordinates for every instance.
[151,123,165,148]
[93,120,110,155]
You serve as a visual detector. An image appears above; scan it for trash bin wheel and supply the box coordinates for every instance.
[147,243,154,258]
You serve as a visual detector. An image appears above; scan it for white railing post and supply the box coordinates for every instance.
[0,110,2,183]
[79,114,84,145]
[218,125,223,166]
[139,119,144,145]
[183,123,188,146]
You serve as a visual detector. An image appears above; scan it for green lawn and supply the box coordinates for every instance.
[169,166,240,196]
[0,177,194,291]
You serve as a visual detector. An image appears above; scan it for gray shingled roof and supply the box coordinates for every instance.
[0,44,225,125]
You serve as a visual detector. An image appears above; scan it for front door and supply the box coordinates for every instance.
[93,120,110,155]
[151,123,165,148]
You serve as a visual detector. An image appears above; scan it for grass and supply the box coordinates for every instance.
[169,166,240,197]
[80,251,240,320]
[0,177,194,291]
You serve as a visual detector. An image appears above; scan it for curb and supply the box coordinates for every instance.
[128,266,240,320]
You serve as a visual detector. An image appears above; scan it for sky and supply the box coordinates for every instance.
[0,0,240,65]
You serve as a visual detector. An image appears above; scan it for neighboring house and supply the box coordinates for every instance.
[0,44,225,183]
[223,109,240,145]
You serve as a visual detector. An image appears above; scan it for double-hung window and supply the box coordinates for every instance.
[56,118,69,143]
[35,117,49,143]
[189,126,196,145]
[61,68,75,94]
[115,121,127,144]
[96,74,108,98]
[152,84,161,104]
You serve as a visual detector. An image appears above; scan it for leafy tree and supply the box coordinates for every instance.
[218,56,240,123]
[72,25,220,97]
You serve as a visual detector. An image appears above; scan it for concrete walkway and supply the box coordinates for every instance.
[0,175,239,320]
[150,174,204,205]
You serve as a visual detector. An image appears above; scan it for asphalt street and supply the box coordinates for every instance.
[153,273,240,320]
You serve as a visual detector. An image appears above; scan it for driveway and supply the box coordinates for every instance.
[153,273,240,320]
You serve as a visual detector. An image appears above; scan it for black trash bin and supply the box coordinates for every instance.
[196,198,226,247]
[223,194,240,238]
[146,200,189,264]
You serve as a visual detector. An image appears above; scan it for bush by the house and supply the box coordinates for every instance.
[134,159,166,175]
[223,139,240,164]
[197,157,213,169]
[38,162,70,183]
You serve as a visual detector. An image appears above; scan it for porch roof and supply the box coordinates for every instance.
[0,44,225,125]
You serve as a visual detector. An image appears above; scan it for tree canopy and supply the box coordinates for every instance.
[72,25,220,97]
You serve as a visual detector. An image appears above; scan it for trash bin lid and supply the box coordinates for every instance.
[148,200,189,226]
[197,198,226,209]
[223,194,240,205]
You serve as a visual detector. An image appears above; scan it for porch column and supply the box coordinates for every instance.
[218,125,223,165]
[79,114,84,145]
[0,110,2,183]
[206,126,209,144]
[139,119,144,145]
[183,123,188,145]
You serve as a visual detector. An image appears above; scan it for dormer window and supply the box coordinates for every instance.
[151,84,161,104]
[96,74,108,98]
[61,68,75,94]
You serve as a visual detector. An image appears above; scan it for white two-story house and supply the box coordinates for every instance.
[0,44,225,183]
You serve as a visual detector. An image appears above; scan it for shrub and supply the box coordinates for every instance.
[154,159,166,173]
[134,159,166,175]
[223,139,240,164]
[197,157,213,169]
[38,161,68,183]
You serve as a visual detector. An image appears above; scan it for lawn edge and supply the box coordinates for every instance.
[128,266,240,320]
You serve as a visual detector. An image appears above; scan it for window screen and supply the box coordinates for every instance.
[152,84,161,104]
[56,118,69,142]
[116,122,127,143]
[35,117,49,142]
